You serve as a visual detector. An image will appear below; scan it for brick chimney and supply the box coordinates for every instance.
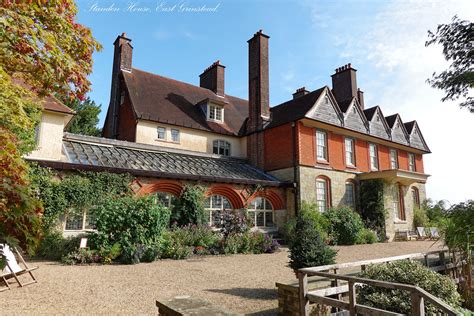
[357,88,365,109]
[331,63,357,103]
[199,60,225,96]
[293,87,309,99]
[247,29,270,169]
[105,33,133,138]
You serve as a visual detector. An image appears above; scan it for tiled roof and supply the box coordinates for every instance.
[123,68,248,136]
[363,106,378,121]
[337,98,353,113]
[404,121,416,134]
[267,87,325,129]
[385,114,398,128]
[58,134,283,186]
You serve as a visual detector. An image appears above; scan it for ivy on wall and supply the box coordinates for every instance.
[359,179,387,239]
[28,164,133,232]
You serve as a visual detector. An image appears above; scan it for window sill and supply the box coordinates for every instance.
[345,164,357,169]
[394,220,407,224]
[207,118,224,124]
[155,139,180,145]
[316,159,329,165]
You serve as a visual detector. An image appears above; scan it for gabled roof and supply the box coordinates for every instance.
[363,106,378,121]
[338,98,353,113]
[31,133,285,186]
[404,121,416,134]
[122,68,248,136]
[266,87,326,129]
[385,113,410,145]
[342,98,369,133]
[404,120,431,152]
[385,114,398,128]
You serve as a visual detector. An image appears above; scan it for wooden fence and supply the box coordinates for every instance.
[297,249,468,316]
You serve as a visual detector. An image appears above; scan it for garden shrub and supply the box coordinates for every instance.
[93,195,170,264]
[289,213,337,271]
[37,231,88,260]
[61,248,101,265]
[284,202,330,244]
[171,185,207,226]
[358,260,462,314]
[324,207,364,245]
[413,206,429,228]
[222,233,241,254]
[215,209,250,237]
[359,179,386,238]
[160,231,194,259]
[356,228,378,244]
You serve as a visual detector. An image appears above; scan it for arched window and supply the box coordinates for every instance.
[411,187,420,208]
[204,195,233,226]
[153,191,177,209]
[212,140,231,156]
[316,176,331,212]
[247,197,273,228]
[392,183,406,220]
[344,180,356,209]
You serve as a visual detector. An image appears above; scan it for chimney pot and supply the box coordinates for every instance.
[331,63,358,103]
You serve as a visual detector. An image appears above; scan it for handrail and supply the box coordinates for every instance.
[298,270,461,316]
[299,249,448,274]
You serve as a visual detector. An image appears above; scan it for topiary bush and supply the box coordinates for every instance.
[358,260,462,314]
[324,207,364,245]
[289,213,337,271]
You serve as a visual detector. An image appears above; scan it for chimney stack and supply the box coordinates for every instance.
[293,87,309,99]
[105,33,133,138]
[199,60,225,96]
[331,63,357,103]
[247,29,270,169]
[357,88,365,109]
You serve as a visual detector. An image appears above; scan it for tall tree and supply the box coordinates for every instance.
[426,16,474,112]
[66,98,102,136]
[0,1,101,264]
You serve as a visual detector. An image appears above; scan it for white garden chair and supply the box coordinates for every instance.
[0,244,38,292]
[416,227,427,240]
[429,227,440,240]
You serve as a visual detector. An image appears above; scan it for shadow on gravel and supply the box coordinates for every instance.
[206,287,277,300]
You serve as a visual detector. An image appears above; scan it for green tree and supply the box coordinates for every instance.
[65,98,102,136]
[426,16,474,112]
[171,185,207,226]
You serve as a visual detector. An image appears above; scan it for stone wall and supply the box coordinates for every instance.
[385,182,426,241]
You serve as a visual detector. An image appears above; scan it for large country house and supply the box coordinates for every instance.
[27,30,431,240]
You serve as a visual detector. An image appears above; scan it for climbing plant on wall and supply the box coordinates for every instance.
[359,179,386,239]
[29,164,133,232]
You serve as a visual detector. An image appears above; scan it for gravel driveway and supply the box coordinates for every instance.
[0,241,443,315]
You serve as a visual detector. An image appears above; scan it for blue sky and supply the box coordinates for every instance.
[76,0,474,203]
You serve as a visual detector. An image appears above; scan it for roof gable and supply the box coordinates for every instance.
[305,87,343,126]
[343,98,369,133]
[365,106,391,140]
[406,121,430,152]
[386,114,409,145]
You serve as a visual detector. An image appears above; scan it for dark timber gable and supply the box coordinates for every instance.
[405,121,430,152]
[343,98,369,134]
[306,87,343,127]
[365,106,391,140]
[386,114,409,146]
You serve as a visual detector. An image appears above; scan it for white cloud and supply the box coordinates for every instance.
[307,0,474,203]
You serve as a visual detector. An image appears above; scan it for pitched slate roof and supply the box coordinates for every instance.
[404,121,416,134]
[122,68,248,136]
[337,98,353,113]
[266,87,325,129]
[385,114,398,128]
[54,134,283,186]
[363,106,378,121]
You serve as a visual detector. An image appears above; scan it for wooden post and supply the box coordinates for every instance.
[423,254,429,267]
[348,281,356,316]
[298,272,309,316]
[411,292,425,316]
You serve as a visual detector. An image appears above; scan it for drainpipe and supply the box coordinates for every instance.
[292,121,299,216]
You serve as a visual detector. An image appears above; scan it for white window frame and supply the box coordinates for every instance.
[408,153,416,171]
[369,143,378,171]
[64,209,96,231]
[205,195,233,226]
[316,178,328,212]
[344,137,355,166]
[316,130,328,162]
[208,104,224,123]
[344,181,355,209]
[247,197,274,228]
[212,140,231,156]
[171,129,180,143]
[390,149,398,169]
[157,127,166,140]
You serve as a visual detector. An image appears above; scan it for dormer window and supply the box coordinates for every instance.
[208,104,224,122]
